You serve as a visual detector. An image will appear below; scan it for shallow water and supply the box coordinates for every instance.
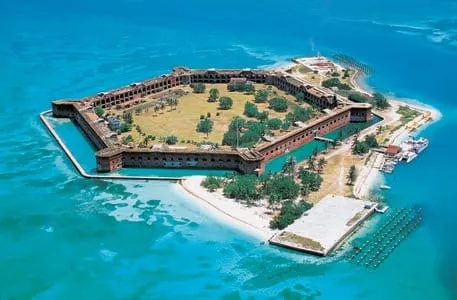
[1,0,457,299]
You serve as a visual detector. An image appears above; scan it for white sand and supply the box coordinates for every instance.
[284,195,375,255]
[176,176,276,241]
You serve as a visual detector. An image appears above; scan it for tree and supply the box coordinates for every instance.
[255,89,269,103]
[219,97,233,110]
[201,176,224,192]
[347,165,357,185]
[208,88,220,102]
[94,106,105,118]
[265,174,300,206]
[281,156,296,176]
[281,120,291,131]
[244,101,259,118]
[122,111,133,124]
[352,141,370,155]
[292,107,313,122]
[256,111,269,122]
[154,105,160,115]
[269,97,288,112]
[364,134,379,148]
[298,167,323,192]
[222,130,238,148]
[196,118,213,137]
[307,156,316,171]
[373,92,390,109]
[192,82,206,93]
[317,158,327,174]
[223,175,260,203]
[269,200,313,229]
[295,92,305,103]
[228,116,246,131]
[348,93,370,103]
[119,122,132,133]
[267,118,283,130]
[165,135,178,145]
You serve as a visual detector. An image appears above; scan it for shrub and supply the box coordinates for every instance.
[256,111,269,122]
[295,92,305,103]
[192,82,206,93]
[244,102,259,118]
[201,176,224,192]
[219,97,233,110]
[269,97,288,112]
[254,89,269,103]
[223,175,260,202]
[281,120,291,131]
[165,135,178,145]
[267,118,283,130]
[94,106,105,118]
[352,141,370,155]
[206,112,211,118]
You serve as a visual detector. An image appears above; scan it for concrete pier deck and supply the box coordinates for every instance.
[269,195,375,256]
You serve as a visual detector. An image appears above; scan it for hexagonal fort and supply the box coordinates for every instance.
[51,66,372,174]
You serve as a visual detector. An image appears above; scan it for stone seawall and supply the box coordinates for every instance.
[52,101,108,151]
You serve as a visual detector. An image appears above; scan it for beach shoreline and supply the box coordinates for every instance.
[175,176,276,241]
[174,60,442,241]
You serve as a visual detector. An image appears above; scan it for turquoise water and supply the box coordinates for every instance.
[265,115,383,172]
[50,116,231,177]
[1,0,457,298]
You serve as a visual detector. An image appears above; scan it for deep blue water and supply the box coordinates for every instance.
[1,0,457,299]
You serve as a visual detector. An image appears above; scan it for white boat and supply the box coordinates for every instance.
[380,185,391,190]
[400,151,417,163]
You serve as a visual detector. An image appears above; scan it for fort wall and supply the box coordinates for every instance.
[256,107,352,161]
[50,66,373,175]
[52,101,108,151]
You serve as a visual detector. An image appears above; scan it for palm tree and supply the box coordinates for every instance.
[307,156,316,171]
[281,156,296,176]
[317,157,327,174]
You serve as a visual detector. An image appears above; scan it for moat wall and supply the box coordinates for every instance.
[52,101,108,151]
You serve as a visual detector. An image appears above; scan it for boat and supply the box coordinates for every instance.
[399,151,417,163]
[380,185,391,190]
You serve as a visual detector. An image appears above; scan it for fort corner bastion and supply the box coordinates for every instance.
[51,66,372,175]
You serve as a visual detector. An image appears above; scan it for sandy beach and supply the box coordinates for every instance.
[175,176,276,241]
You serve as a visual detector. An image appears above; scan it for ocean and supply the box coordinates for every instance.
[1,0,457,298]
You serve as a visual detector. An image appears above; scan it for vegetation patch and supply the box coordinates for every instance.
[397,105,421,124]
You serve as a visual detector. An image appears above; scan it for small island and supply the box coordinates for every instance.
[43,56,439,256]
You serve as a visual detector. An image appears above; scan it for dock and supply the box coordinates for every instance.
[314,136,336,144]
[269,195,376,256]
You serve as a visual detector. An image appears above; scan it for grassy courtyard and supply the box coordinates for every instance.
[118,83,307,147]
